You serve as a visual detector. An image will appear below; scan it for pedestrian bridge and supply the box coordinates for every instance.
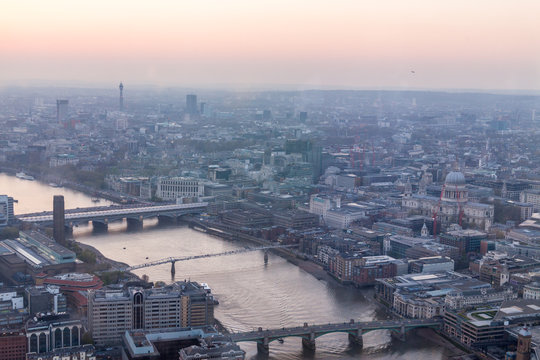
[17,202,208,230]
[230,318,442,354]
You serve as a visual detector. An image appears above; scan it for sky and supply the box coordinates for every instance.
[1,0,540,91]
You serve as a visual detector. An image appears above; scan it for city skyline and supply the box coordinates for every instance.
[2,0,540,91]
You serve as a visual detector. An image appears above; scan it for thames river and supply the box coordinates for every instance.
[3,173,455,359]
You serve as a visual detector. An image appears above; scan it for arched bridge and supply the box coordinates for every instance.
[230,318,442,354]
[16,202,208,230]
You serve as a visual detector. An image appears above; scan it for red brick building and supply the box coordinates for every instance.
[0,330,27,360]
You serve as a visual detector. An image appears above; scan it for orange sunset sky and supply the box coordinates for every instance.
[1,0,540,90]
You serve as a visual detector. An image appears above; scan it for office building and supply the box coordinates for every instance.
[56,100,69,123]
[88,281,215,346]
[186,94,198,116]
[156,177,204,201]
[0,195,15,228]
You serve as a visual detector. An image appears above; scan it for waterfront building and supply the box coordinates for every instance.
[0,195,15,228]
[121,327,245,360]
[88,281,215,346]
[272,209,318,229]
[375,271,511,318]
[156,177,204,201]
[49,154,79,168]
[402,171,494,231]
[444,307,506,347]
[221,209,272,228]
[352,255,406,287]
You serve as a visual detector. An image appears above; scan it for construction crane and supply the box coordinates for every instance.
[124,244,298,271]
[432,184,446,238]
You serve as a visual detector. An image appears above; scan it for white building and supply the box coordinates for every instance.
[523,282,540,300]
[309,195,340,217]
[156,177,204,201]
[520,189,540,211]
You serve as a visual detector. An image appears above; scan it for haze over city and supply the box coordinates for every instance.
[2,0,540,90]
[2,1,540,360]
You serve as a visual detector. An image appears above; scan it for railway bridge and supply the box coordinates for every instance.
[16,202,208,231]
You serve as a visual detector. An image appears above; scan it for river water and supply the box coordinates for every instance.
[2,173,454,359]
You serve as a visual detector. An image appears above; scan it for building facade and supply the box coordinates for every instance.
[156,177,204,201]
[88,282,215,346]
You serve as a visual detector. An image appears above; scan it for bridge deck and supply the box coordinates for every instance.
[230,319,442,342]
[17,202,208,223]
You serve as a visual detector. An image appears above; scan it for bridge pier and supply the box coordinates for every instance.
[92,220,108,232]
[126,217,143,231]
[264,250,268,264]
[171,261,176,276]
[302,333,316,351]
[391,325,407,342]
[157,215,177,226]
[257,338,269,354]
[64,225,73,238]
[348,329,363,348]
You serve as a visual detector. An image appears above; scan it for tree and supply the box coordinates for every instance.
[81,332,94,345]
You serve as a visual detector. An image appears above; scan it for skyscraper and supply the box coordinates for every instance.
[186,94,198,116]
[53,195,65,244]
[56,100,68,123]
[119,82,124,111]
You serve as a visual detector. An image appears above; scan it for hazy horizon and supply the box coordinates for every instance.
[2,1,540,91]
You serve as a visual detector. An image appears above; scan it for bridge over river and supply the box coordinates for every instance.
[16,202,208,231]
[230,318,442,354]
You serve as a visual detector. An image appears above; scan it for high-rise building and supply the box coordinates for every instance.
[186,94,198,116]
[0,195,15,228]
[53,195,65,244]
[88,281,215,346]
[56,100,69,123]
[119,82,124,111]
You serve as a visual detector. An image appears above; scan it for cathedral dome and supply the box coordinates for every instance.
[445,171,466,186]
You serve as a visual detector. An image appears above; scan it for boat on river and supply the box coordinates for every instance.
[16,172,35,180]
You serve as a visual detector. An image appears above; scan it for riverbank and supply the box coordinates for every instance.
[185,219,473,359]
